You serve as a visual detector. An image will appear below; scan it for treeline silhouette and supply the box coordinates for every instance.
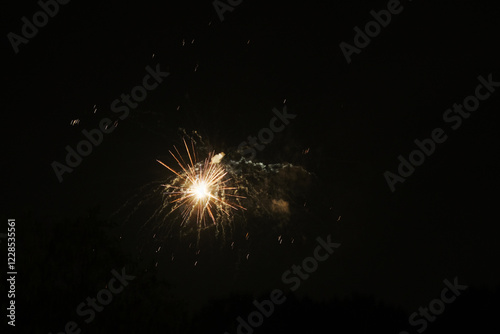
[10,209,499,333]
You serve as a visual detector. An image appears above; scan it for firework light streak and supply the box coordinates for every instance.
[156,139,246,229]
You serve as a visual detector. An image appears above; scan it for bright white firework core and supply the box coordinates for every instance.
[192,181,210,200]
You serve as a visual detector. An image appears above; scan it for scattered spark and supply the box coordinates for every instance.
[246,253,249,260]
[245,232,249,240]
[114,120,119,128]
[194,261,198,266]
[152,53,155,58]
[70,119,80,126]
[247,40,250,44]
[191,39,195,44]
[182,39,185,46]
[283,99,287,104]
[337,215,342,221]
[194,63,199,72]
[156,246,161,252]
[177,105,181,111]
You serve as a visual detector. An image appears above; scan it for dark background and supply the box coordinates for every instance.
[2,0,500,333]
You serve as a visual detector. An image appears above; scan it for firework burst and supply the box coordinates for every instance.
[156,139,246,229]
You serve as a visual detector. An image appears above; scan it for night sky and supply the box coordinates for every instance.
[2,0,500,333]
